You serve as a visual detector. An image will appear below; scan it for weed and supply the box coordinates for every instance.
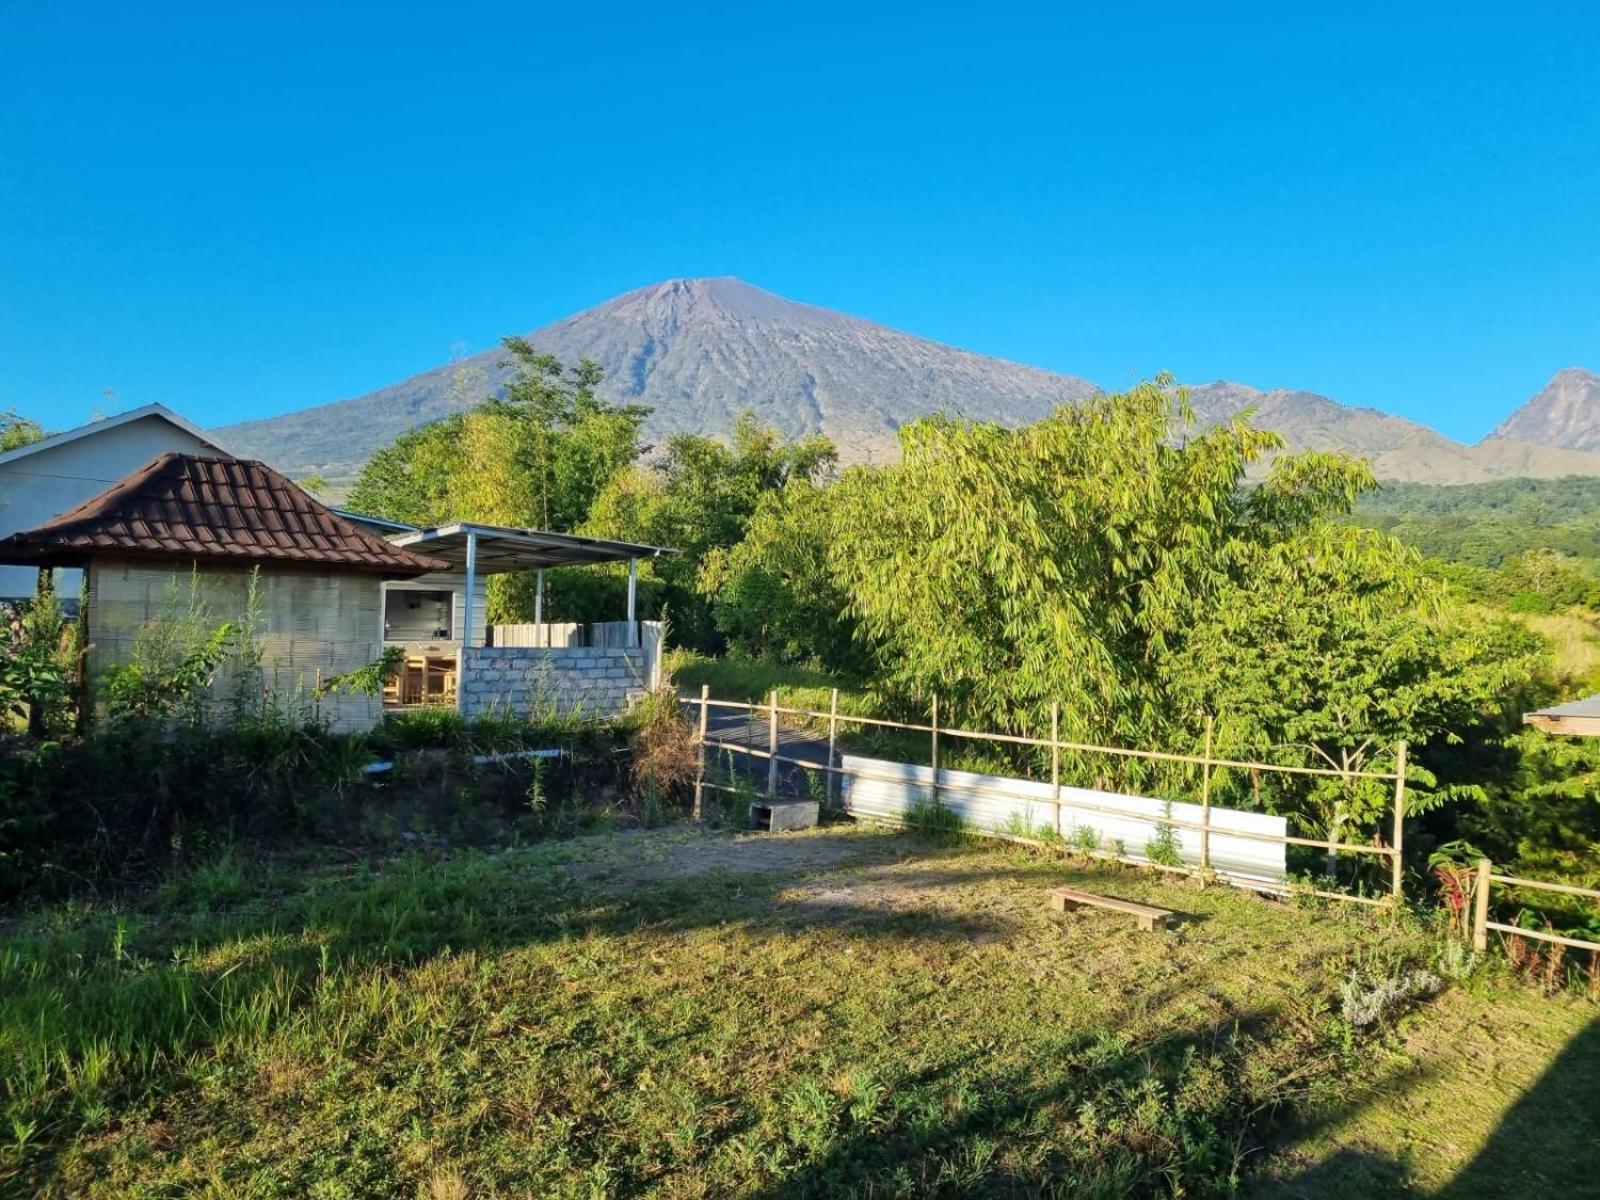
[904,793,967,841]
[1340,957,1443,1028]
[1145,799,1184,867]
[629,688,699,805]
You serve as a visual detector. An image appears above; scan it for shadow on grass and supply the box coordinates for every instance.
[1258,1013,1600,1199]
[741,1013,1294,1199]
[1434,1012,1599,1198]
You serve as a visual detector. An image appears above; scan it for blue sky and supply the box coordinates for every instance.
[2,2,1596,440]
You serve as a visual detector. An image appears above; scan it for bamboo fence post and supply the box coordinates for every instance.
[1391,740,1408,902]
[827,687,840,809]
[1473,857,1492,952]
[767,689,780,800]
[1050,701,1062,839]
[1200,714,1213,872]
[692,684,709,821]
[930,694,940,807]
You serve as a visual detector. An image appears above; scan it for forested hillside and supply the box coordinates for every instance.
[1351,478,1600,622]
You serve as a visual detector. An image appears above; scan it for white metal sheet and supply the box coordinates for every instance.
[839,754,1288,884]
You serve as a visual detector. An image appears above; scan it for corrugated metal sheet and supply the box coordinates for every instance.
[839,755,1288,884]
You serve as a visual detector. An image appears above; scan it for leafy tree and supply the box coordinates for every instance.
[345,345,651,624]
[345,415,464,527]
[827,382,1290,744]
[700,478,857,666]
[0,409,45,452]
[347,343,648,536]
[825,382,1536,853]
[576,414,836,647]
[1175,524,1544,851]
[1469,728,1600,887]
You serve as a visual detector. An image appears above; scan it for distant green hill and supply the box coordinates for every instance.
[1352,477,1600,567]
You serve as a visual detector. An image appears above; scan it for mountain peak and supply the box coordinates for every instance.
[222,276,1098,482]
[590,276,856,330]
[1486,367,1600,450]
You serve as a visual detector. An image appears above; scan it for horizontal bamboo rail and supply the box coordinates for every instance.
[1488,873,1600,901]
[1471,857,1600,956]
[1481,922,1600,952]
[698,696,1401,781]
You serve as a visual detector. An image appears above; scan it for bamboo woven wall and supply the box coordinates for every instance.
[86,559,384,732]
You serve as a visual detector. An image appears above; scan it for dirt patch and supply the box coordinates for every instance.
[772,854,1045,936]
[563,823,912,891]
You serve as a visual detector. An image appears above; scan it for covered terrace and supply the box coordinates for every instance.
[369,521,675,712]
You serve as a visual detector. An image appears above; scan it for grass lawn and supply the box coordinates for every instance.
[1,824,1593,1198]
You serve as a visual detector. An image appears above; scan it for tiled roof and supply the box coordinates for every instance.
[0,453,450,576]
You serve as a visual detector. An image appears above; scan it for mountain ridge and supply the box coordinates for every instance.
[216,277,1600,488]
[1486,367,1600,451]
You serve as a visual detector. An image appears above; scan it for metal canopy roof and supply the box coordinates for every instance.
[1524,693,1600,737]
[387,522,675,573]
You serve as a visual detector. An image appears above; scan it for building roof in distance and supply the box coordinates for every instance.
[388,521,675,572]
[0,453,449,577]
[1523,693,1600,737]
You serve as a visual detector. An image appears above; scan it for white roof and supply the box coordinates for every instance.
[0,403,231,470]
[1527,694,1600,722]
[389,521,675,572]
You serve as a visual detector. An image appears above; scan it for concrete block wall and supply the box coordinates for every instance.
[458,645,653,720]
[87,558,382,733]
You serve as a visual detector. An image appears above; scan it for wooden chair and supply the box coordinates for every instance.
[421,655,456,703]
[402,655,428,706]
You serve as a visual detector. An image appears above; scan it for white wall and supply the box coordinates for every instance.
[0,415,225,600]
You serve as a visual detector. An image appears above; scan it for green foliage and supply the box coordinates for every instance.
[0,407,45,452]
[831,385,1335,738]
[902,793,968,841]
[1359,476,1600,525]
[97,572,242,724]
[1465,728,1600,889]
[830,384,1287,744]
[0,609,66,736]
[1145,800,1184,866]
[345,345,649,538]
[700,472,858,665]
[582,413,837,648]
[314,646,403,699]
[1177,524,1544,841]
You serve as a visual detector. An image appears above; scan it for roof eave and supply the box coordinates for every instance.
[0,539,450,578]
[0,404,232,470]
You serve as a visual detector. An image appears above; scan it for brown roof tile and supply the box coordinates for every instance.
[0,453,450,577]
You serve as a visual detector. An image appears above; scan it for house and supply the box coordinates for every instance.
[0,453,450,731]
[0,452,674,730]
[0,404,233,602]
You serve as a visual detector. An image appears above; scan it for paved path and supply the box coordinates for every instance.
[680,693,838,802]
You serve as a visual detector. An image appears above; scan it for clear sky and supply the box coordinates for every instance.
[2,1,1596,440]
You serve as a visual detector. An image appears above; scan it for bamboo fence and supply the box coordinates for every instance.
[1472,859,1600,955]
[686,687,1409,906]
